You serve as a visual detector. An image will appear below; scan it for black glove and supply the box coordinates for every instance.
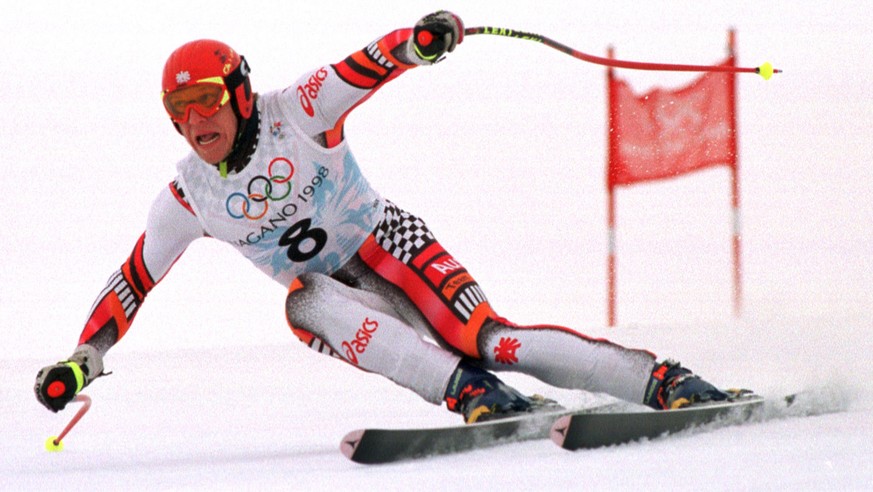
[35,345,104,412]
[409,11,464,65]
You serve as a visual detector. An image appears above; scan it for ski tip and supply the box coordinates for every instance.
[550,415,572,447]
[340,429,365,460]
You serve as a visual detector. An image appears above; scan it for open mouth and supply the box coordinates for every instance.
[196,132,220,145]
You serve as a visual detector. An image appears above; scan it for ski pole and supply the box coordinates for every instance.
[45,394,92,452]
[464,26,780,80]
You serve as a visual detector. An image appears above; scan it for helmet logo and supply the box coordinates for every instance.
[175,71,191,85]
[213,48,233,75]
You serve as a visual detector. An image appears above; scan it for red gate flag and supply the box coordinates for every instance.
[607,61,737,188]
[605,33,742,327]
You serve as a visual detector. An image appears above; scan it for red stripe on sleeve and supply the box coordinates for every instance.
[78,291,130,345]
[377,28,417,69]
[333,60,380,89]
[131,234,156,293]
[169,181,196,216]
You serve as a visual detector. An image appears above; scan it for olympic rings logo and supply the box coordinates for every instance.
[225,157,295,220]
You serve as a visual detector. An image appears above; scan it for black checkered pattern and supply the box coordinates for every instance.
[374,203,435,265]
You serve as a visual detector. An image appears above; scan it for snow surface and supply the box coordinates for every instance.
[3,1,872,490]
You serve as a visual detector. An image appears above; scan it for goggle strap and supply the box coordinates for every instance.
[224,56,250,93]
[225,56,253,119]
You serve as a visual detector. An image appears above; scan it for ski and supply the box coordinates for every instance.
[341,390,843,463]
[550,393,801,450]
[340,402,630,464]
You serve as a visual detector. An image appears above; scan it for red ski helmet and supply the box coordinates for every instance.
[161,39,253,124]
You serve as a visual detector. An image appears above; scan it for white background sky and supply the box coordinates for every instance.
[2,2,872,488]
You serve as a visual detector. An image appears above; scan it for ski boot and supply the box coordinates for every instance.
[643,360,731,410]
[444,360,545,423]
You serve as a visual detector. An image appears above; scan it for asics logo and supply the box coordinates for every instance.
[225,157,295,220]
[297,67,329,117]
[342,317,380,365]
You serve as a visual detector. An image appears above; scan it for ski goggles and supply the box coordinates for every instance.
[162,77,231,123]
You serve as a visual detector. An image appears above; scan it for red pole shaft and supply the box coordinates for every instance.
[464,27,779,76]
[53,394,92,445]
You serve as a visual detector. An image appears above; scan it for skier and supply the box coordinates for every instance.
[35,11,729,424]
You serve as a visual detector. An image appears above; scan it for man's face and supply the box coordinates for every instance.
[178,102,238,165]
